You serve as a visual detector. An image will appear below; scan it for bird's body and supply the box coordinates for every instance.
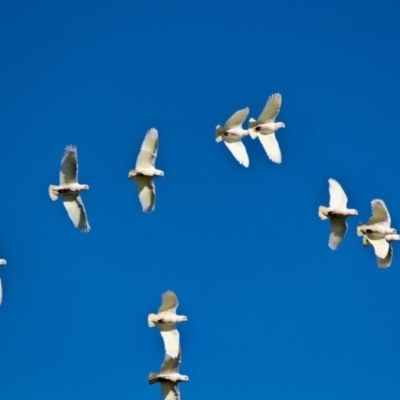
[49,145,90,232]
[248,93,285,164]
[215,107,250,167]
[319,178,358,250]
[148,290,187,359]
[149,347,188,400]
[357,199,396,259]
[128,128,163,213]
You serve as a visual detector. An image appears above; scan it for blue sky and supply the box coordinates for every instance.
[1,0,400,398]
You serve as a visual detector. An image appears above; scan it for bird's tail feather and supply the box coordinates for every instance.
[357,223,366,237]
[318,206,329,220]
[148,372,159,384]
[48,185,59,201]
[148,313,157,327]
[248,118,258,139]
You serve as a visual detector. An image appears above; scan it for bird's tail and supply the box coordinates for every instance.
[248,118,258,139]
[148,313,157,327]
[357,223,366,237]
[48,185,59,201]
[148,372,159,384]
[215,125,224,143]
[362,235,371,247]
[128,170,137,180]
[318,206,329,220]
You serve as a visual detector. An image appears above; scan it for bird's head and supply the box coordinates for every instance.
[180,375,189,382]
[80,184,89,191]
[279,122,285,129]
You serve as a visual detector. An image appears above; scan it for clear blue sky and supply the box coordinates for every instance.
[1,0,400,399]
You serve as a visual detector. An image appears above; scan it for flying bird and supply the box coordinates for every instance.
[149,347,189,400]
[0,259,6,306]
[362,233,400,269]
[318,178,358,250]
[215,107,250,167]
[148,290,187,359]
[357,199,397,259]
[128,128,164,213]
[48,145,90,232]
[248,93,285,164]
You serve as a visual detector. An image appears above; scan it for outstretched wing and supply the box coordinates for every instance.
[328,216,347,250]
[60,145,78,185]
[258,133,282,164]
[376,244,393,269]
[368,199,391,227]
[135,176,156,213]
[159,326,180,359]
[224,108,249,129]
[62,195,90,232]
[223,140,249,167]
[160,382,180,400]
[135,128,159,169]
[368,237,390,259]
[328,178,348,208]
[160,349,181,374]
[257,93,282,123]
[158,291,179,313]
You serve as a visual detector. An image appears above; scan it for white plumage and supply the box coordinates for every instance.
[49,145,90,232]
[318,178,358,250]
[149,347,189,400]
[215,107,250,167]
[128,128,164,213]
[248,93,285,164]
[148,290,187,359]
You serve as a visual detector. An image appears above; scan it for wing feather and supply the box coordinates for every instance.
[62,195,90,232]
[257,93,282,123]
[328,179,348,208]
[60,145,78,184]
[376,244,393,269]
[158,291,178,313]
[223,140,249,167]
[160,350,181,374]
[135,128,159,169]
[368,237,390,259]
[328,216,347,250]
[135,177,155,213]
[368,199,390,227]
[160,327,180,359]
[224,108,249,129]
[258,133,282,163]
[161,382,180,400]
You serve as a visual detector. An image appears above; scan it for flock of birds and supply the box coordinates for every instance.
[0,92,397,398]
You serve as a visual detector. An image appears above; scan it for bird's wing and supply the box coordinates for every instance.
[160,349,181,374]
[258,133,282,164]
[328,216,347,250]
[161,382,180,400]
[158,290,179,313]
[135,176,155,213]
[160,327,180,359]
[60,145,78,185]
[368,199,390,227]
[257,93,282,123]
[223,140,249,167]
[62,195,90,232]
[135,128,159,169]
[368,237,390,259]
[376,243,393,269]
[328,178,348,208]
[224,108,249,129]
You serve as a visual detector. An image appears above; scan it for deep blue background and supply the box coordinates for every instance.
[1,1,400,399]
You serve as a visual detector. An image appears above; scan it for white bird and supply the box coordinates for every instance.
[357,199,397,259]
[148,290,187,359]
[149,348,189,400]
[318,178,358,250]
[0,259,6,306]
[128,128,164,213]
[363,233,400,269]
[215,107,250,167]
[49,145,90,232]
[248,93,285,164]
